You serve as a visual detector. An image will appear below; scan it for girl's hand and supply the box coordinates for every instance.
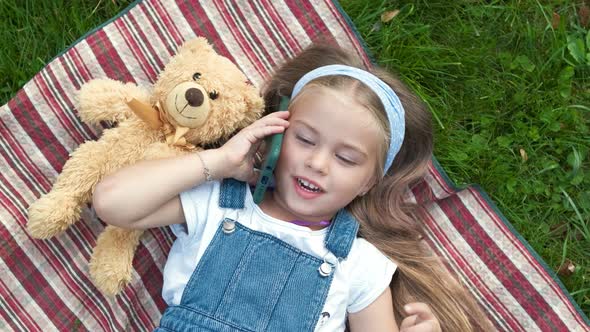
[399,303,441,332]
[218,111,289,183]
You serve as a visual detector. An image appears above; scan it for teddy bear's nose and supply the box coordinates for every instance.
[185,88,204,107]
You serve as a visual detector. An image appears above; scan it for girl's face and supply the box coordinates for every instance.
[269,86,383,222]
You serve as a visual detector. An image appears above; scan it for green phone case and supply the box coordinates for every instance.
[253,96,289,204]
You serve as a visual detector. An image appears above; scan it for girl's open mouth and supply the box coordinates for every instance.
[293,177,324,199]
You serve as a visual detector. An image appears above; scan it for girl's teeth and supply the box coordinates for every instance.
[297,178,320,192]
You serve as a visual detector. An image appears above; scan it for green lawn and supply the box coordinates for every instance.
[340,0,589,317]
[1,0,588,318]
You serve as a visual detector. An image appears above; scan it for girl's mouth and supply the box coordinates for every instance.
[293,177,324,199]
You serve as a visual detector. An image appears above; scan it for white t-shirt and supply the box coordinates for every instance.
[162,180,396,331]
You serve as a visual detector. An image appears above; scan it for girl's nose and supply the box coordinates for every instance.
[305,149,329,174]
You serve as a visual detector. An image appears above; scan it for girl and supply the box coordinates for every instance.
[93,44,491,331]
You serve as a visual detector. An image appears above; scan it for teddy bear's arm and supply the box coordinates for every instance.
[76,79,151,125]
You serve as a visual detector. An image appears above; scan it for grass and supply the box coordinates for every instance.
[1,0,588,318]
[340,0,590,317]
[0,0,134,103]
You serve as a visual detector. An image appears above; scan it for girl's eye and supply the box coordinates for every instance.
[296,135,314,145]
[337,155,356,165]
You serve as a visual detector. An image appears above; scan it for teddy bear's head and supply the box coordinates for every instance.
[144,37,264,146]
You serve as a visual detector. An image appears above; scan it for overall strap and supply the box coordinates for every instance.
[324,209,360,260]
[218,178,247,209]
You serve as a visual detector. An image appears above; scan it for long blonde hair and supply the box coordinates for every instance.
[262,44,494,331]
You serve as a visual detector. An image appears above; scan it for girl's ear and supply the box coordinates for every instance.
[359,176,377,197]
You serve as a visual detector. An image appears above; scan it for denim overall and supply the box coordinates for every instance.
[156,178,359,332]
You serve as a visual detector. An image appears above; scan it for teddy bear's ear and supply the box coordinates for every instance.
[235,90,265,129]
[176,37,215,55]
[245,89,265,117]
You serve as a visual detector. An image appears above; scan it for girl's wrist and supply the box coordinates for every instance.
[196,148,229,180]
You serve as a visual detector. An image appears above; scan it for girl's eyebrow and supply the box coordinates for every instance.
[293,120,368,158]
[293,119,318,133]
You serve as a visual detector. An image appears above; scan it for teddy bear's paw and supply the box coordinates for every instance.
[77,79,148,125]
[89,258,133,297]
[89,228,144,296]
[27,193,83,239]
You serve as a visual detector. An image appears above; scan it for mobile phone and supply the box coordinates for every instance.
[253,96,289,204]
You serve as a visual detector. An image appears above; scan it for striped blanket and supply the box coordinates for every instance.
[1,1,588,331]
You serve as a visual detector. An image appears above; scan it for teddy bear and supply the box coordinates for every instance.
[26,37,264,296]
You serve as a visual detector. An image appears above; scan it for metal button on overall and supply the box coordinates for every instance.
[318,262,333,277]
[222,218,236,234]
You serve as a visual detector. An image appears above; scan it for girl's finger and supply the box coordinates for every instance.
[246,168,260,186]
[399,314,418,329]
[404,303,436,321]
[244,125,286,144]
[263,110,290,119]
[249,115,289,130]
[399,321,437,332]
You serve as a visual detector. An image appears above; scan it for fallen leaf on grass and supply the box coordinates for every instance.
[579,5,590,27]
[552,12,560,29]
[520,148,528,162]
[557,259,576,277]
[381,10,400,23]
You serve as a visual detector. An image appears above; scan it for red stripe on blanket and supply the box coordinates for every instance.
[212,1,269,77]
[37,68,93,143]
[7,92,69,172]
[418,209,524,331]
[149,0,184,48]
[127,9,171,69]
[324,1,372,65]
[259,1,302,55]
[284,0,330,44]
[469,187,588,328]
[427,162,456,199]
[246,2,292,60]
[411,184,522,331]
[134,3,176,64]
[58,56,84,91]
[438,195,568,331]
[176,2,234,62]
[2,110,129,331]
[115,236,166,327]
[115,19,161,81]
[428,165,588,328]
[72,48,94,82]
[223,1,280,69]
[0,279,42,332]
[0,124,51,197]
[115,283,153,331]
[0,218,82,330]
[89,30,136,83]
[0,171,123,330]
[133,242,168,312]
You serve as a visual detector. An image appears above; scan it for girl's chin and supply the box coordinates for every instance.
[271,191,323,218]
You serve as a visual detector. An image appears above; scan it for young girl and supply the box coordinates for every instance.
[93,44,491,331]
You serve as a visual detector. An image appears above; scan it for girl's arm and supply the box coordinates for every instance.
[348,288,398,332]
[92,149,227,229]
[93,111,290,230]
[348,290,442,332]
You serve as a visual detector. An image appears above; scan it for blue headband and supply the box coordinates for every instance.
[291,64,405,172]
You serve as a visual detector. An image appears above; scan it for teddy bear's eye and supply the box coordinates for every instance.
[209,90,219,100]
[192,72,201,80]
